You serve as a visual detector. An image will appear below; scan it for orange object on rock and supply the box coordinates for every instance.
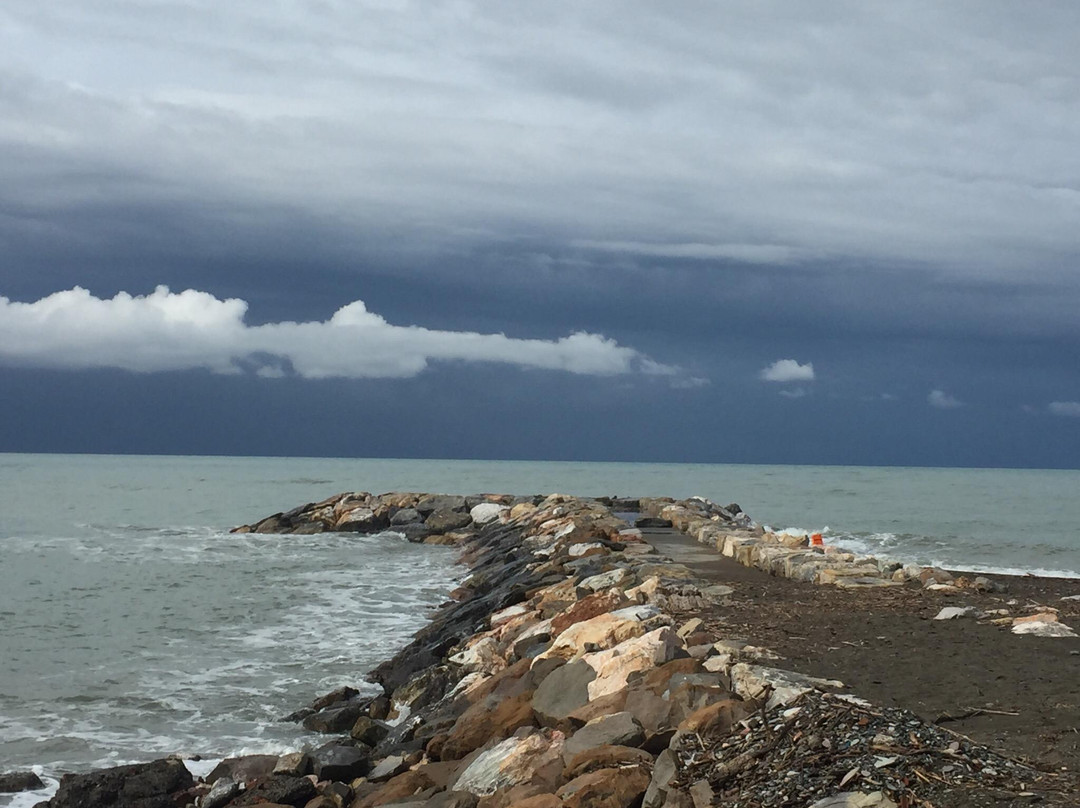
[810,533,824,547]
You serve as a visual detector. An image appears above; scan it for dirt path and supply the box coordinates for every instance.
[642,528,1080,782]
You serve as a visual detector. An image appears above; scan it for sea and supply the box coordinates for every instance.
[2,453,1079,805]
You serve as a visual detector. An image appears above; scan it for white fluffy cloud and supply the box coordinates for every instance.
[0,286,676,380]
[1049,401,1080,417]
[759,359,815,383]
[928,389,963,409]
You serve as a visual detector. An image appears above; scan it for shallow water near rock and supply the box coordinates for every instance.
[2,452,1080,804]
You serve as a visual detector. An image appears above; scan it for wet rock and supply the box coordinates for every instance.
[230,774,317,806]
[310,743,372,781]
[556,764,651,808]
[453,729,566,797]
[563,712,645,760]
[303,698,370,733]
[45,758,193,808]
[0,771,44,793]
[201,777,240,808]
[351,715,392,746]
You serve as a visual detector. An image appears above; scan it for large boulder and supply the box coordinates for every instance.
[470,503,508,525]
[532,660,596,727]
[310,743,372,781]
[452,729,566,797]
[427,509,474,533]
[556,765,652,808]
[0,771,44,793]
[230,774,317,807]
[45,758,193,808]
[582,628,682,700]
[563,712,645,760]
[0,773,44,790]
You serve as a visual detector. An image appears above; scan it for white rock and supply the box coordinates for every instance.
[1012,621,1078,637]
[490,604,530,626]
[579,568,632,591]
[453,730,566,796]
[809,792,897,808]
[583,627,681,700]
[610,604,662,622]
[568,542,604,557]
[470,502,508,525]
[934,607,976,620]
[730,664,844,709]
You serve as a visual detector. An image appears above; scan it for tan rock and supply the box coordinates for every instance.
[353,769,435,808]
[556,765,651,808]
[550,592,629,636]
[453,729,566,797]
[438,691,538,760]
[507,795,563,808]
[541,614,647,661]
[677,699,751,735]
[564,746,654,780]
[1013,611,1059,625]
[583,628,681,700]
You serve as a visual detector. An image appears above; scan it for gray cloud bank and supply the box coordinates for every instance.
[2,1,1080,282]
[0,287,673,379]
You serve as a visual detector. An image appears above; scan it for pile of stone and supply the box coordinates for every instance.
[30,493,1070,808]
[670,690,1042,807]
[231,492,534,545]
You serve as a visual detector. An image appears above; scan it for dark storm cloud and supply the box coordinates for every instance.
[1,1,1079,464]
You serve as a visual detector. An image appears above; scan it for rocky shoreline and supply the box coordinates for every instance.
[5,492,1077,807]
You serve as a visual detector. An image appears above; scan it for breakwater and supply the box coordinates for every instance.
[7,492,1074,807]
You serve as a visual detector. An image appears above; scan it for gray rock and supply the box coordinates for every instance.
[201,777,240,808]
[367,753,410,782]
[563,712,645,760]
[350,715,391,746]
[206,754,278,785]
[230,774,316,806]
[310,743,371,782]
[426,508,473,533]
[391,508,422,525]
[302,699,368,733]
[643,749,677,808]
[272,752,311,777]
[47,758,193,808]
[532,660,596,726]
[416,495,468,516]
[0,771,44,793]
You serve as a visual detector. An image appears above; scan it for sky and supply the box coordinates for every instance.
[1,1,1079,467]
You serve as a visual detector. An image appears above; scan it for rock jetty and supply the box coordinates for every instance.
[24,493,1074,807]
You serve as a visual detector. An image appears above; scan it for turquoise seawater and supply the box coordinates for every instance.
[1,453,1079,801]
